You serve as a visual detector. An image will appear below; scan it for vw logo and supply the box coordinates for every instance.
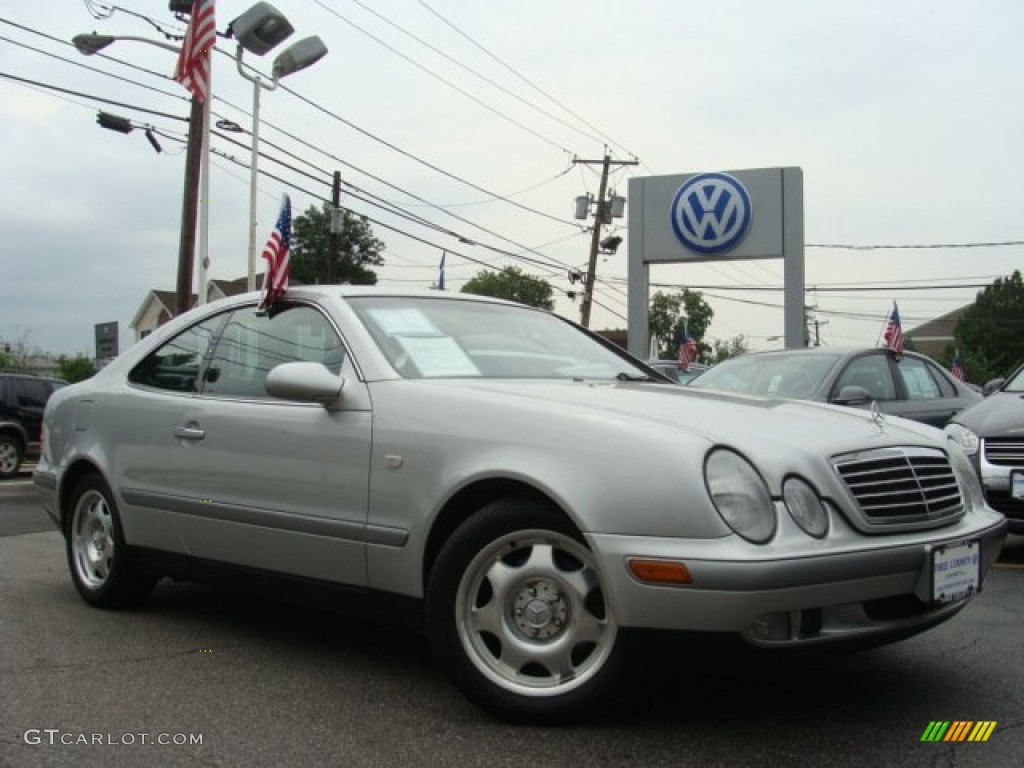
[670,172,752,254]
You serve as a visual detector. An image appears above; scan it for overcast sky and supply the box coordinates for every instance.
[2,1,1022,359]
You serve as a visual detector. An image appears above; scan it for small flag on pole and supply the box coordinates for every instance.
[952,349,965,382]
[677,334,698,371]
[883,302,905,357]
[173,0,216,102]
[259,194,292,309]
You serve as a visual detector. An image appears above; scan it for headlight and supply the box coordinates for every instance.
[944,423,979,456]
[705,449,776,543]
[947,438,986,513]
[782,476,829,538]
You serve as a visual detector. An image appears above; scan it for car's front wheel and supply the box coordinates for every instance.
[0,433,22,479]
[66,474,156,609]
[426,498,624,723]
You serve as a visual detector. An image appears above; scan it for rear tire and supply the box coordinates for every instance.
[0,433,22,479]
[426,498,625,723]
[66,474,156,609]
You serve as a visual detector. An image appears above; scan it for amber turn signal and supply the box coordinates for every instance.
[628,559,692,585]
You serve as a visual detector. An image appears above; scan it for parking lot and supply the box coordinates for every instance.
[2,472,1022,767]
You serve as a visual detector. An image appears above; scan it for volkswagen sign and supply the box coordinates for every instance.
[670,172,752,254]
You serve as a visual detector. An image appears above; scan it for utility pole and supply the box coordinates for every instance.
[574,152,638,328]
[175,95,203,316]
[327,171,341,283]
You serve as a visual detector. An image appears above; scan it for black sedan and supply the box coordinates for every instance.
[946,362,1024,533]
[689,347,981,428]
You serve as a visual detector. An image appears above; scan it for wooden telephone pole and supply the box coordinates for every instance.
[574,152,638,328]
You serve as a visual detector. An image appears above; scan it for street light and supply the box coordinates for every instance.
[229,4,327,291]
[72,33,180,55]
[72,32,200,319]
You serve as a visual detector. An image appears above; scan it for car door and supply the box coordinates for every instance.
[170,302,371,586]
[831,351,899,414]
[117,313,227,551]
[11,376,50,449]
[891,355,963,427]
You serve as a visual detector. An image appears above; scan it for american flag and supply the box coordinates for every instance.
[678,334,698,371]
[173,0,216,102]
[259,195,292,309]
[883,302,904,357]
[951,349,965,382]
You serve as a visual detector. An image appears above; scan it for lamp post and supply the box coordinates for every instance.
[229,3,327,291]
[73,33,200,318]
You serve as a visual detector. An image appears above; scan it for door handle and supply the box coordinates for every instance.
[174,423,205,441]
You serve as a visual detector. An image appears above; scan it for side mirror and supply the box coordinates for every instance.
[266,361,343,406]
[982,378,1005,397]
[832,385,872,405]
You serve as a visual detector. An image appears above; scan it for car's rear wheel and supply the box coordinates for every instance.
[0,433,22,479]
[66,474,156,609]
[426,498,623,723]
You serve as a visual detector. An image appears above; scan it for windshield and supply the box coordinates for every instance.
[689,351,843,398]
[350,296,650,380]
[1005,364,1024,392]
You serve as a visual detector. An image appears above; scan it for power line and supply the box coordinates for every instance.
[339,0,610,150]
[310,0,574,155]
[0,69,188,123]
[3,17,583,236]
[415,0,639,162]
[808,240,1024,250]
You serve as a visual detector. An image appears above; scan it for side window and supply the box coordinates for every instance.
[896,357,947,400]
[15,379,49,408]
[128,317,223,393]
[202,305,344,399]
[835,355,895,400]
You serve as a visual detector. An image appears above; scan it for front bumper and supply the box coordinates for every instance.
[978,446,1024,533]
[589,512,1007,648]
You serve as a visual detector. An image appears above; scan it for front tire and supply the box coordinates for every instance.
[426,498,624,723]
[66,474,156,609]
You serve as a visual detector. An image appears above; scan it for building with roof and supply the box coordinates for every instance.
[130,276,297,342]
[904,304,971,361]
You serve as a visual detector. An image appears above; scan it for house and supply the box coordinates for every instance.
[130,275,295,342]
[905,304,971,361]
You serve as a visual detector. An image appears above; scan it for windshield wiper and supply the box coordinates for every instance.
[615,372,657,382]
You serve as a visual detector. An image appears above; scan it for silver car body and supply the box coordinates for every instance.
[948,363,1024,533]
[34,288,1007,718]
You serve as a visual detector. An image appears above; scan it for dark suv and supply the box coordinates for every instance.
[0,373,65,478]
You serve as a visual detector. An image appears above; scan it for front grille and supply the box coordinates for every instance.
[833,447,963,529]
[983,437,1024,467]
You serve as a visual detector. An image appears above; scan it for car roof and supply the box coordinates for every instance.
[269,285,532,307]
[723,347,935,361]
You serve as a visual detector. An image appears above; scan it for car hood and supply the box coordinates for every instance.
[953,391,1024,436]
[412,378,942,458]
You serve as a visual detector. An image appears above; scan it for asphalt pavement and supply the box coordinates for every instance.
[1,473,1022,767]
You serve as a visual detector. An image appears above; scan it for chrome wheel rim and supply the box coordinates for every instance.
[455,529,616,697]
[0,441,17,474]
[71,490,115,590]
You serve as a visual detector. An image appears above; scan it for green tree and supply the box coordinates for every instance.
[648,290,714,359]
[289,203,386,285]
[57,355,95,383]
[461,267,555,310]
[712,335,749,363]
[954,270,1024,383]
